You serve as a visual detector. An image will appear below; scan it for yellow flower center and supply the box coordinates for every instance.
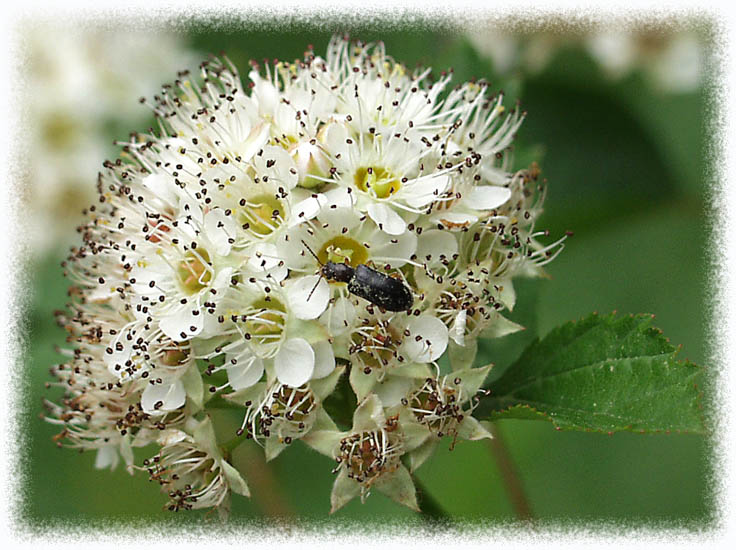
[161,343,190,366]
[318,236,369,267]
[176,249,212,295]
[244,298,287,343]
[354,166,401,199]
[238,195,285,236]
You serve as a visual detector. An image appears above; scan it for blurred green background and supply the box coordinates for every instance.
[21,19,713,528]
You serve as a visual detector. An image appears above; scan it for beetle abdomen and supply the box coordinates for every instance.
[348,264,413,312]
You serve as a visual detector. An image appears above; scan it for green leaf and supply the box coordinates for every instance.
[479,312,705,434]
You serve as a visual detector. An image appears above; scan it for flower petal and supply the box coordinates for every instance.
[323,295,356,336]
[312,340,336,379]
[434,211,478,228]
[318,205,361,232]
[254,146,298,189]
[141,173,178,206]
[466,185,512,210]
[402,314,449,363]
[94,446,119,470]
[238,122,270,163]
[274,338,315,386]
[403,174,450,208]
[449,310,467,346]
[370,226,417,268]
[226,354,265,391]
[324,186,356,209]
[323,122,351,170]
[367,202,407,235]
[288,275,330,320]
[159,303,204,342]
[480,163,510,185]
[415,229,458,268]
[141,379,186,415]
[249,70,280,113]
[289,194,324,227]
[247,242,287,280]
[203,208,237,256]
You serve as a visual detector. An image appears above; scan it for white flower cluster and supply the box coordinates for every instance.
[45,36,565,514]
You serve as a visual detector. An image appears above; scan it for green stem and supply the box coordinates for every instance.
[414,477,451,522]
[204,394,243,411]
[237,442,295,518]
[486,423,533,521]
[220,434,246,457]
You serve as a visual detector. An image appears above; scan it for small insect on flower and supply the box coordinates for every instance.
[302,240,414,312]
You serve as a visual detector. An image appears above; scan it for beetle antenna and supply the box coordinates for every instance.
[306,275,322,303]
[301,239,322,265]
[301,240,325,302]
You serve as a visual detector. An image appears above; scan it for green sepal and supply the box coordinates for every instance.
[264,437,288,462]
[448,338,478,370]
[478,313,525,339]
[222,382,266,407]
[330,469,361,514]
[311,365,346,400]
[407,437,439,473]
[349,364,379,403]
[181,363,204,412]
[374,465,419,512]
[221,459,250,497]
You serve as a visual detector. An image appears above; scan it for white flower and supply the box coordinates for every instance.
[142,417,249,515]
[302,394,422,513]
[326,38,452,137]
[199,283,334,390]
[278,207,417,327]
[468,26,704,94]
[393,366,494,472]
[224,366,345,460]
[322,122,452,234]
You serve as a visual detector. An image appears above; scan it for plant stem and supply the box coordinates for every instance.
[414,477,451,522]
[204,394,243,411]
[220,434,245,456]
[235,442,295,518]
[486,423,533,521]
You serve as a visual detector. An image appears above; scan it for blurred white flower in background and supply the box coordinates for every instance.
[467,27,562,76]
[21,25,200,256]
[585,28,705,93]
[468,24,705,93]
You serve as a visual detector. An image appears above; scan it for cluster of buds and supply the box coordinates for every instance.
[44,36,565,514]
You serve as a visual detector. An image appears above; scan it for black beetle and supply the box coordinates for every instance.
[302,241,414,312]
